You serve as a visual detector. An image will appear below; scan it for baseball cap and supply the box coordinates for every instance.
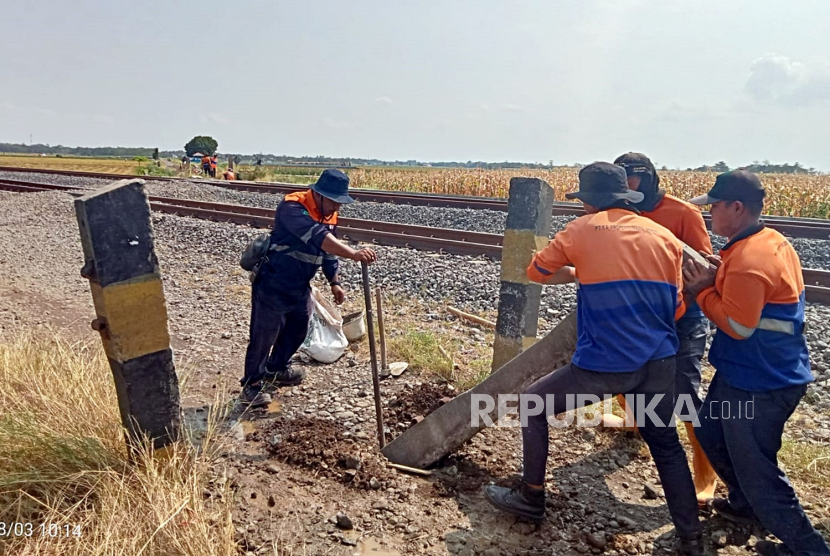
[614,152,655,178]
[689,170,765,205]
[565,162,644,208]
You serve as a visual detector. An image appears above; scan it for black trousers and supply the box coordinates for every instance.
[241,284,311,387]
[521,359,701,539]
[697,374,830,555]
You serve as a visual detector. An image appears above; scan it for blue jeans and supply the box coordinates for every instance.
[697,374,829,555]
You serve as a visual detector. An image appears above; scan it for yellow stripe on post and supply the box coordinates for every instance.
[75,179,181,452]
[492,177,554,373]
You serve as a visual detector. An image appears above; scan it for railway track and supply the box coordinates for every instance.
[2,175,830,304]
[1,165,829,241]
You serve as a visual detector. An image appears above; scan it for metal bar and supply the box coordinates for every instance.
[361,261,385,449]
[376,287,389,377]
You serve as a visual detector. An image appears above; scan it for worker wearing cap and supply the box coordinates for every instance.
[604,152,718,506]
[684,171,828,556]
[240,169,377,407]
[485,162,703,556]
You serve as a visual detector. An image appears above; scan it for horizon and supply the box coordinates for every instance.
[2,1,830,170]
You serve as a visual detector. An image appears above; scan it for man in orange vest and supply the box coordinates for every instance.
[240,169,377,407]
[685,171,829,556]
[223,167,235,181]
[602,153,718,506]
[201,154,211,176]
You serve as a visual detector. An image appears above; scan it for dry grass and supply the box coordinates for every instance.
[3,157,828,218]
[0,154,143,175]
[0,331,236,556]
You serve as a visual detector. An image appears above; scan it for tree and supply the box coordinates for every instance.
[712,161,730,173]
[152,148,159,161]
[184,136,218,157]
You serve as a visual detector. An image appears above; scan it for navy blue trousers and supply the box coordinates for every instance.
[522,359,701,539]
[241,283,311,387]
[697,374,829,555]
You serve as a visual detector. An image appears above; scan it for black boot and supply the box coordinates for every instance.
[712,498,760,525]
[676,533,705,556]
[484,482,545,521]
[264,366,306,386]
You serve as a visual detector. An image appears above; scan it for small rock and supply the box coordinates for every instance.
[348,358,357,367]
[586,532,607,549]
[484,548,501,556]
[267,495,276,507]
[372,499,390,510]
[711,530,728,547]
[335,512,353,530]
[369,477,381,490]
[446,465,459,476]
[337,534,358,546]
[643,483,660,500]
[265,464,280,474]
[343,455,362,470]
[617,516,637,529]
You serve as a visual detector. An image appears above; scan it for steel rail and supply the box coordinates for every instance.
[3,177,829,304]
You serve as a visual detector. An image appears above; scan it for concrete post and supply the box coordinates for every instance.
[382,312,577,469]
[491,178,554,372]
[74,179,182,451]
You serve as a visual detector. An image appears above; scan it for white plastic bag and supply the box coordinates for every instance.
[299,287,349,363]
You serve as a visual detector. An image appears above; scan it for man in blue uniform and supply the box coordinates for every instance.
[241,169,377,407]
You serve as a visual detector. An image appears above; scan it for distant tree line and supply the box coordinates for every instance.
[0,141,822,173]
[690,160,818,174]
[0,142,156,158]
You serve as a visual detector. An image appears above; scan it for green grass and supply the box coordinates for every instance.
[387,328,492,390]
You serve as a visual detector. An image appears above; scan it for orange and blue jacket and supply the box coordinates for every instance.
[528,208,685,373]
[697,225,811,391]
[641,194,712,320]
[257,190,339,308]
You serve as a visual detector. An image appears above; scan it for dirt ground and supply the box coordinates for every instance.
[2,190,829,556]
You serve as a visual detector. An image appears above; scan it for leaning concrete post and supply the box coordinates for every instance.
[74,179,182,451]
[491,178,554,372]
[382,312,577,469]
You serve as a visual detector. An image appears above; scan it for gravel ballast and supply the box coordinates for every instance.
[1,188,829,443]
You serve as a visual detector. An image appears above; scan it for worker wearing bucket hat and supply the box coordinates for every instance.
[240,169,377,408]
[486,162,704,556]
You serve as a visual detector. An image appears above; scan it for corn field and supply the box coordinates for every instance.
[344,167,830,219]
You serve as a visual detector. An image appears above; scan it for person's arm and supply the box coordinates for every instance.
[683,208,714,255]
[695,269,771,340]
[320,234,376,263]
[526,228,574,284]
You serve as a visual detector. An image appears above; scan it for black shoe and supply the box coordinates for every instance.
[712,498,760,525]
[484,482,545,521]
[241,385,272,408]
[754,540,793,556]
[264,367,306,386]
[676,533,705,556]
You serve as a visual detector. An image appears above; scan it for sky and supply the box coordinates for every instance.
[2,0,830,170]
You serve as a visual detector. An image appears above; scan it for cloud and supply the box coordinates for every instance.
[374,96,394,106]
[745,54,830,106]
[504,102,528,113]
